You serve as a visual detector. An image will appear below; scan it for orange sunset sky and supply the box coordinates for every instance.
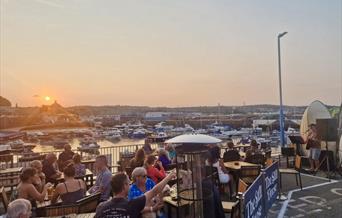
[0,0,341,107]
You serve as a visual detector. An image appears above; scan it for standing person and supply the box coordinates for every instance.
[42,153,62,184]
[6,199,32,218]
[30,160,46,192]
[304,124,321,172]
[88,155,112,202]
[72,153,86,177]
[129,148,146,168]
[51,163,86,205]
[145,155,165,184]
[95,171,176,218]
[58,144,75,170]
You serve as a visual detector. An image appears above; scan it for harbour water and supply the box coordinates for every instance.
[32,137,145,153]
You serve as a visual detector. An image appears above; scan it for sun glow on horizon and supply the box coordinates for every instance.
[44,96,51,101]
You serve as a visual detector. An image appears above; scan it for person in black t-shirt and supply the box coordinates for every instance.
[58,144,75,170]
[95,170,176,218]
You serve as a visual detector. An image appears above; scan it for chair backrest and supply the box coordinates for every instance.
[281,147,295,157]
[223,150,240,162]
[125,167,133,179]
[230,200,241,218]
[240,166,261,179]
[77,192,101,213]
[45,203,79,216]
[245,153,265,166]
[0,186,9,212]
[294,155,302,171]
[0,154,13,169]
[237,179,248,194]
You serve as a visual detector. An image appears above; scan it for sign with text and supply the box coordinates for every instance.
[243,174,266,218]
[263,162,279,212]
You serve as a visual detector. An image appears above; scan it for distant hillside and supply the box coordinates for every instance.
[67,104,311,116]
[0,96,11,107]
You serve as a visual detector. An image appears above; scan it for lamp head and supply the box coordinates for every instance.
[278,32,288,38]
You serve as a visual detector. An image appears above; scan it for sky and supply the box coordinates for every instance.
[0,0,341,107]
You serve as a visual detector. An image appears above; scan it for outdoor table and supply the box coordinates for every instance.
[224,161,258,171]
[239,151,246,158]
[57,169,94,187]
[0,167,23,175]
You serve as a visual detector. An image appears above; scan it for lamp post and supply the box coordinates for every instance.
[277,31,287,147]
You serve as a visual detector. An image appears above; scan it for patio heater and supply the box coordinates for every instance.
[166,134,222,218]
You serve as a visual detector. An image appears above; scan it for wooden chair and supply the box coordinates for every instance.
[239,165,261,185]
[77,192,101,213]
[245,153,265,166]
[281,147,295,168]
[125,167,133,179]
[279,155,303,190]
[237,179,248,194]
[45,203,79,216]
[0,186,9,212]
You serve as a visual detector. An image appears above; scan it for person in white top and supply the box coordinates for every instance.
[207,146,231,184]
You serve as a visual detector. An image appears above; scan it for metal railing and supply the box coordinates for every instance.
[0,143,160,173]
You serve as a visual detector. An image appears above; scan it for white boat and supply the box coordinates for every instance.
[0,144,11,155]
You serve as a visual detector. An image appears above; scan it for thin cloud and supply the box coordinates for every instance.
[33,0,65,9]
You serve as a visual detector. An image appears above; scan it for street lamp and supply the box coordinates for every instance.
[277,31,287,147]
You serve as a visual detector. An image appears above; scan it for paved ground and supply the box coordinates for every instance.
[268,172,342,218]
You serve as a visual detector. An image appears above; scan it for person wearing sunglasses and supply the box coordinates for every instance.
[95,170,176,218]
[128,167,155,200]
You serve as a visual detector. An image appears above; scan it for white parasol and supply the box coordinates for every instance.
[165,134,221,144]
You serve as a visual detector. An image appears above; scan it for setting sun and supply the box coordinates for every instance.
[44,96,51,101]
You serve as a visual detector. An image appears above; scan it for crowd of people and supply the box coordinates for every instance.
[5,139,267,218]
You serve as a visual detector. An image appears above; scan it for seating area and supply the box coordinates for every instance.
[0,139,307,218]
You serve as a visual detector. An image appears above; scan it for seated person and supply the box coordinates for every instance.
[245,139,262,159]
[165,144,176,163]
[223,141,240,162]
[207,146,231,184]
[42,153,62,184]
[30,160,46,192]
[143,139,153,154]
[157,148,171,169]
[145,155,165,184]
[17,167,52,206]
[52,163,86,205]
[72,153,86,177]
[129,148,145,169]
[58,144,75,170]
[88,155,112,202]
[128,167,155,200]
[95,171,176,218]
[6,198,32,218]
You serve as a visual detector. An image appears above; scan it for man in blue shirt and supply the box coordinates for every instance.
[88,155,112,201]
